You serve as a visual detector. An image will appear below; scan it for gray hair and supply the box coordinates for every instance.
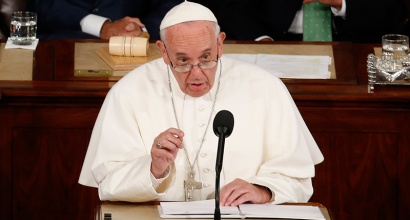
[159,21,220,43]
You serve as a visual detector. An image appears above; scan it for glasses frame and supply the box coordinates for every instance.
[163,42,219,73]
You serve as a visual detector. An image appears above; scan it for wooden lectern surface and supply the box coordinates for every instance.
[96,202,332,220]
[74,42,336,79]
[0,43,33,80]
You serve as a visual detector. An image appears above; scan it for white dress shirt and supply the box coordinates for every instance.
[80,14,109,37]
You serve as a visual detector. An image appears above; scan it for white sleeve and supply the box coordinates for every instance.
[331,0,346,18]
[80,14,110,37]
[255,35,274,41]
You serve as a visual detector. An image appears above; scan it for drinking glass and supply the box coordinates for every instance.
[382,34,409,60]
[10,11,37,45]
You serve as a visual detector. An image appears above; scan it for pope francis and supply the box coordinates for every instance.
[79,0,324,206]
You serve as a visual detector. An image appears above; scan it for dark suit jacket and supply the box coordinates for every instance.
[211,0,409,43]
[214,0,303,41]
[334,0,409,43]
[26,0,181,40]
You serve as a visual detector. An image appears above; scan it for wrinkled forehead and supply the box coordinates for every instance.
[164,21,217,50]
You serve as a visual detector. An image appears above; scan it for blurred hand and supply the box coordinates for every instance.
[150,128,184,179]
[220,179,272,206]
[303,0,343,10]
[100,16,146,39]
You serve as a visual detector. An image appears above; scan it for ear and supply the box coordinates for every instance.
[155,40,170,65]
[217,32,226,57]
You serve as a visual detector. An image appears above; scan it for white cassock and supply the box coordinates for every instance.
[78,55,324,204]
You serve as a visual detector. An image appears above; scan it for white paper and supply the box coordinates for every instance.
[224,53,331,79]
[4,37,39,50]
[160,200,240,215]
[239,204,326,220]
[157,206,243,219]
[159,200,243,219]
[158,200,326,219]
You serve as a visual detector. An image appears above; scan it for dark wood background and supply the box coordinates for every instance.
[1,40,409,220]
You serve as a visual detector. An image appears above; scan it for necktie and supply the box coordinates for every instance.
[303,2,332,41]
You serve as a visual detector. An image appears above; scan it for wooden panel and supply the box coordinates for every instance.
[3,103,102,220]
[398,111,410,220]
[303,105,408,220]
[331,42,357,82]
[12,127,99,220]
[312,133,399,220]
[33,40,55,81]
[299,105,407,133]
[0,107,13,220]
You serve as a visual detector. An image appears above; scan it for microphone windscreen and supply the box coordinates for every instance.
[213,110,234,137]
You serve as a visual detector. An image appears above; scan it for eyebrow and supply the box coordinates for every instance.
[174,48,213,57]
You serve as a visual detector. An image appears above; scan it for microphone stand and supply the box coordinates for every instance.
[214,129,227,220]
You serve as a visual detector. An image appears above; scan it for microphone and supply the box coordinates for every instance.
[213,110,234,220]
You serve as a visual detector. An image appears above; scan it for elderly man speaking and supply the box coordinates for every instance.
[79,0,323,207]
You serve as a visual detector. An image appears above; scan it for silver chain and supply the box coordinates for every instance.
[167,59,222,171]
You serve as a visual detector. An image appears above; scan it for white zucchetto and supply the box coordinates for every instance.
[159,0,218,30]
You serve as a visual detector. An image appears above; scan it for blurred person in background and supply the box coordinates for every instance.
[26,0,180,40]
[211,0,408,43]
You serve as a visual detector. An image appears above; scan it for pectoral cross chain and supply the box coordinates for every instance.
[184,171,203,201]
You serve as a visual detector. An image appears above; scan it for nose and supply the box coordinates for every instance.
[189,63,204,76]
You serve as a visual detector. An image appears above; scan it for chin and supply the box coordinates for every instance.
[188,92,206,97]
[185,86,209,97]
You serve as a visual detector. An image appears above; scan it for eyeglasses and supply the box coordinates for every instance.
[170,59,218,73]
[164,44,219,73]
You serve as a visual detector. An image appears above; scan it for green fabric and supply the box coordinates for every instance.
[303,2,332,41]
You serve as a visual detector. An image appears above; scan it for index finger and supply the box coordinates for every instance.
[164,128,184,148]
[166,128,184,139]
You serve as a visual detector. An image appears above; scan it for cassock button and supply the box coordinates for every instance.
[200,153,207,158]
[203,183,211,188]
[92,8,99,13]
[198,106,205,111]
[203,168,210,173]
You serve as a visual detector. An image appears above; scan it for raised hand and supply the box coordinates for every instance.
[150,128,184,179]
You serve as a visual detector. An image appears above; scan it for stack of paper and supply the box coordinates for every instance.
[158,199,326,219]
[158,200,242,218]
[225,54,332,79]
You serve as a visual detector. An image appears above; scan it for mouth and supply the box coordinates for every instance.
[189,83,205,90]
